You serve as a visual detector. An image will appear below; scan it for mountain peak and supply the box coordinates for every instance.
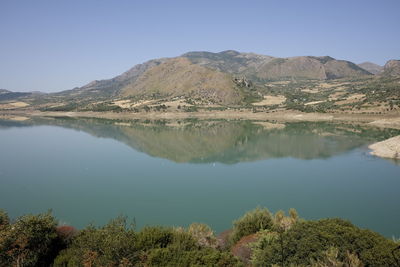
[313,56,335,64]
[219,50,241,56]
[358,62,383,74]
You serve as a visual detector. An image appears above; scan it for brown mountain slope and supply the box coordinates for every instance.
[381,60,400,76]
[257,56,371,80]
[121,57,244,105]
[248,56,372,80]
[358,62,383,74]
[183,51,371,82]
[182,50,275,75]
[256,57,327,80]
[323,59,371,79]
[55,58,168,100]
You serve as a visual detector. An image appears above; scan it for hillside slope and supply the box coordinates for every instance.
[55,58,168,100]
[121,57,245,105]
[183,51,372,82]
[381,60,400,76]
[1,51,399,113]
[358,62,383,74]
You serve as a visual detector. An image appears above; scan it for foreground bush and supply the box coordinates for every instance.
[310,247,363,267]
[54,216,138,266]
[187,222,218,248]
[54,221,241,266]
[137,226,241,266]
[0,211,61,267]
[146,247,242,267]
[251,218,399,266]
[230,207,274,245]
[1,208,398,266]
[0,210,9,226]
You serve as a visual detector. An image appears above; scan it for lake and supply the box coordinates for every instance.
[0,117,399,238]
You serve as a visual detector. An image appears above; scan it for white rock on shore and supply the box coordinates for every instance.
[369,135,400,159]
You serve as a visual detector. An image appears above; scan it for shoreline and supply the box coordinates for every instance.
[369,136,400,160]
[1,109,400,128]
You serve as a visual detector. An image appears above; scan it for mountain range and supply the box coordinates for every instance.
[58,50,374,104]
[1,51,399,108]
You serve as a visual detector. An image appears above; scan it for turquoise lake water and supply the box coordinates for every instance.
[0,117,399,237]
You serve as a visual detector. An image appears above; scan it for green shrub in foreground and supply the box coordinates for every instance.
[251,218,398,266]
[0,212,60,267]
[54,216,137,266]
[0,209,9,226]
[54,223,241,266]
[146,246,243,267]
[138,227,241,266]
[187,222,218,248]
[1,208,398,266]
[230,207,274,245]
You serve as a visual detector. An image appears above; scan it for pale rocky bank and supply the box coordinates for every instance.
[369,135,400,159]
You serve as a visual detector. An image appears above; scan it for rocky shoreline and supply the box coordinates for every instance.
[369,135,400,159]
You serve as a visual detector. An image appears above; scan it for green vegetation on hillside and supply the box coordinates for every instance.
[1,208,399,266]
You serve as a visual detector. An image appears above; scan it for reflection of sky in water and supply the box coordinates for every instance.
[0,119,400,238]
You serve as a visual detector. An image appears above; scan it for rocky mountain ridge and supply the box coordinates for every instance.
[1,51,399,108]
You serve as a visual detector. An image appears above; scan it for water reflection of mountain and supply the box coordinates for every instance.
[1,117,399,164]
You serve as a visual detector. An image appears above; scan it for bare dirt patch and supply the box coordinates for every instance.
[113,100,134,109]
[131,100,155,107]
[252,95,286,106]
[304,100,326,106]
[318,82,345,89]
[335,94,365,105]
[301,88,320,94]
[329,91,346,101]
[267,81,291,86]
[10,102,29,107]
[0,101,30,110]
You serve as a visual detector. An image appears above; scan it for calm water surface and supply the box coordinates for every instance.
[0,117,399,237]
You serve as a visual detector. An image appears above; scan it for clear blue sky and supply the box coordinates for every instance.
[1,0,399,92]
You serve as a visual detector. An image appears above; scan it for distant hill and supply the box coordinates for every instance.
[0,89,33,101]
[358,62,383,74]
[61,51,374,102]
[2,51,399,111]
[64,50,373,105]
[183,51,371,81]
[381,60,400,76]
